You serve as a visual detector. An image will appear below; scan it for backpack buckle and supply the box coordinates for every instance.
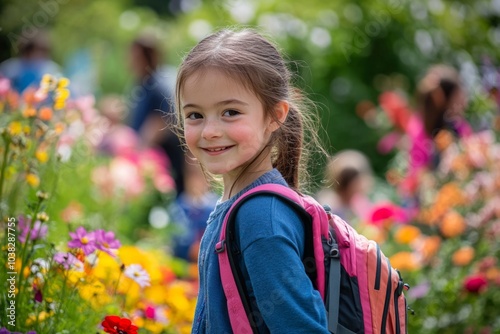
[215,240,226,253]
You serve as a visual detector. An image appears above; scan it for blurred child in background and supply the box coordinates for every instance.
[168,154,217,262]
[316,149,374,224]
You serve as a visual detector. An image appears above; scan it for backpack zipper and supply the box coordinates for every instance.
[394,285,401,334]
[380,257,392,333]
[375,244,382,290]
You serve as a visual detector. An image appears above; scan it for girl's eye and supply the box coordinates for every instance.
[186,112,203,120]
[223,109,240,117]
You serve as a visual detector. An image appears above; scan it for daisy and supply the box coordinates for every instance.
[124,264,151,288]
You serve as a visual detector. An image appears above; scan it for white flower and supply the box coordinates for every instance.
[124,264,151,288]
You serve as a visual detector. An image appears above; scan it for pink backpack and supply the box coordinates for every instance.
[216,184,409,334]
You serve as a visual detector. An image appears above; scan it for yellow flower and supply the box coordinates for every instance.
[26,311,53,326]
[91,251,121,284]
[394,225,421,244]
[40,74,56,91]
[79,280,112,308]
[452,246,475,266]
[8,121,22,135]
[57,77,70,88]
[23,125,31,135]
[26,173,40,187]
[53,85,70,110]
[54,102,66,110]
[35,150,49,163]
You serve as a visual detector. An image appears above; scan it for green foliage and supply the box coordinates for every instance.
[2,0,500,183]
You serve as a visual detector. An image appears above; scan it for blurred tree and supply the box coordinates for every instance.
[2,0,499,187]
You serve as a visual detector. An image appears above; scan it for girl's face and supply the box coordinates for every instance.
[181,69,277,189]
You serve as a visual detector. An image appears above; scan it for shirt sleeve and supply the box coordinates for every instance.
[235,194,329,334]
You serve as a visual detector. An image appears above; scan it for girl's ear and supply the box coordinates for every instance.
[268,100,289,132]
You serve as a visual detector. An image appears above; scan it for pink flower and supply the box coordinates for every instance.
[94,229,121,256]
[18,216,48,243]
[144,305,156,319]
[463,274,488,293]
[68,227,96,255]
[369,202,407,225]
[0,77,11,98]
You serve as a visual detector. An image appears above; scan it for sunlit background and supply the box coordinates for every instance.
[2,0,500,175]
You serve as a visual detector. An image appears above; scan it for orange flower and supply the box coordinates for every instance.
[440,211,467,238]
[22,107,37,118]
[54,122,65,134]
[39,107,53,121]
[435,129,454,151]
[23,87,38,105]
[390,252,420,271]
[394,225,421,244]
[452,246,475,266]
[419,236,441,261]
[426,183,465,224]
[7,91,19,109]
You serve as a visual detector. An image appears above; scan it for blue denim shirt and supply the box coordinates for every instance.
[191,169,328,333]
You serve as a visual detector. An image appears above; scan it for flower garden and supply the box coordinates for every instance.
[0,23,500,334]
[1,71,500,333]
[0,76,197,334]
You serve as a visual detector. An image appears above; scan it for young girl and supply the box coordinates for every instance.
[174,28,329,333]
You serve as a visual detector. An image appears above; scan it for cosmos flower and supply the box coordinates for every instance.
[124,264,151,288]
[18,216,48,243]
[68,227,96,255]
[94,229,121,256]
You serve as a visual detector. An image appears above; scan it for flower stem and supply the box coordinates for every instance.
[16,200,42,316]
[0,134,11,214]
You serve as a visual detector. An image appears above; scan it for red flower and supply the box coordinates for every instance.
[463,274,488,293]
[101,315,138,334]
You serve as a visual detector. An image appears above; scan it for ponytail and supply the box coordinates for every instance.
[273,103,303,190]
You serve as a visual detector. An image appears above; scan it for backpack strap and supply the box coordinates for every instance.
[216,183,326,333]
[326,225,341,334]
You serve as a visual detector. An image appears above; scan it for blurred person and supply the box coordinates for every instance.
[401,65,472,196]
[0,30,61,93]
[316,150,374,224]
[126,33,185,195]
[96,94,139,156]
[411,64,472,171]
[168,154,218,262]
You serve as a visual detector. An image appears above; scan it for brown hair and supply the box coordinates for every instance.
[131,34,162,77]
[416,65,463,137]
[174,28,323,192]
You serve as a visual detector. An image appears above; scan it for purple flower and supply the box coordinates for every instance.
[67,227,96,255]
[0,329,36,334]
[94,229,121,256]
[18,216,48,243]
[53,252,82,270]
[408,281,430,300]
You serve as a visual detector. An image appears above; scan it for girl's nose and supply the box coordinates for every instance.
[201,119,222,139]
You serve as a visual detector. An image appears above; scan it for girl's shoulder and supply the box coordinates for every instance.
[233,191,305,250]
